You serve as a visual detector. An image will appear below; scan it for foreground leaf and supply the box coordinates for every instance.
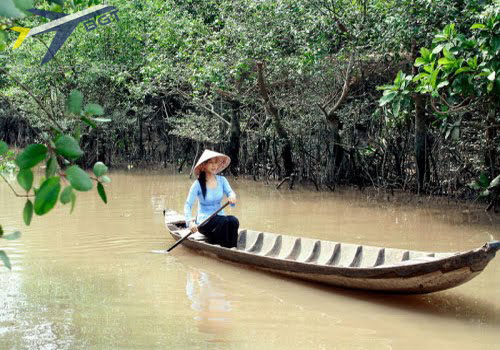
[66,90,84,114]
[93,118,112,123]
[45,157,57,178]
[100,175,111,183]
[84,103,104,116]
[60,186,73,204]
[489,175,500,189]
[81,116,97,128]
[55,135,83,160]
[3,231,21,240]
[97,182,107,204]
[34,177,61,215]
[0,141,7,155]
[23,200,33,225]
[93,162,108,177]
[379,91,397,106]
[0,0,33,18]
[66,165,92,191]
[70,192,76,213]
[17,168,33,192]
[0,251,11,270]
[15,144,47,169]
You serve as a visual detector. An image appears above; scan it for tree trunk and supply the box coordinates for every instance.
[485,107,497,179]
[256,62,294,178]
[414,93,428,193]
[412,41,428,193]
[228,101,241,176]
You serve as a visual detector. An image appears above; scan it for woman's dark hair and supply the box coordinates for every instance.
[198,171,207,199]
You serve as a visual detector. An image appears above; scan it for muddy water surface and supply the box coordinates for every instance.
[1,170,499,349]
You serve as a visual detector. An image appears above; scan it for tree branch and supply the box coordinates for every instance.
[0,173,33,198]
[0,67,64,131]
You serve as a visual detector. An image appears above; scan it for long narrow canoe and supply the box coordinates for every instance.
[164,209,500,294]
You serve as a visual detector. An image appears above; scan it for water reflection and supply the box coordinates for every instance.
[185,270,233,342]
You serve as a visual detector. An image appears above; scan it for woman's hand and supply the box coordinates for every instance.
[228,194,237,205]
[189,222,198,233]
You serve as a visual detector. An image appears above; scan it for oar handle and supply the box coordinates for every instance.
[166,202,231,252]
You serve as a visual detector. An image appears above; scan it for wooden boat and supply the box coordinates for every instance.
[164,209,500,294]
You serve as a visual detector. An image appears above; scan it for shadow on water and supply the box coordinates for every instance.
[172,249,499,327]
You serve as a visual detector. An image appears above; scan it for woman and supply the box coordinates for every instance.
[184,150,239,248]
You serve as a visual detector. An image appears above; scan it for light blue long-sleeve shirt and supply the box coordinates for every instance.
[184,175,235,226]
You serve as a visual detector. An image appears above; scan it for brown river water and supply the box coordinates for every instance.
[1,170,499,350]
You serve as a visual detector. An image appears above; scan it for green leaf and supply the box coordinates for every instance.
[455,67,471,75]
[0,141,7,155]
[480,189,490,197]
[478,173,489,188]
[419,48,431,60]
[55,135,83,160]
[432,35,448,43]
[437,81,449,90]
[467,57,477,69]
[49,3,62,12]
[17,168,33,192]
[491,36,500,53]
[487,81,494,93]
[60,186,73,204]
[15,144,47,169]
[430,69,440,90]
[93,118,112,123]
[0,0,33,18]
[23,200,33,225]
[392,97,401,117]
[100,175,111,183]
[488,175,500,189]
[432,44,445,54]
[66,90,84,114]
[0,225,3,236]
[66,165,93,191]
[70,192,76,213]
[443,48,454,60]
[81,116,97,128]
[438,58,455,66]
[379,91,397,106]
[469,181,481,190]
[3,231,21,240]
[470,23,486,30]
[0,251,11,270]
[412,73,429,82]
[93,162,108,177]
[414,57,426,67]
[45,157,57,178]
[34,177,61,216]
[487,71,496,81]
[84,103,104,116]
[97,182,107,204]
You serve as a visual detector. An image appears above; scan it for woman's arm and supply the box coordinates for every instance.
[184,181,200,227]
[221,176,237,205]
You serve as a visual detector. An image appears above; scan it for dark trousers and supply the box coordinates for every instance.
[198,215,239,248]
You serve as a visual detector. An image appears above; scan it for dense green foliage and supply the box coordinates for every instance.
[1,0,113,269]
[0,0,499,268]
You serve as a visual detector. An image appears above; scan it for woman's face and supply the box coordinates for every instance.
[203,158,219,174]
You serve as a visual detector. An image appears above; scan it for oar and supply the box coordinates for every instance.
[165,202,230,253]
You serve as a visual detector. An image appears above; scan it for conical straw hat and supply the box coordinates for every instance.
[194,150,231,176]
